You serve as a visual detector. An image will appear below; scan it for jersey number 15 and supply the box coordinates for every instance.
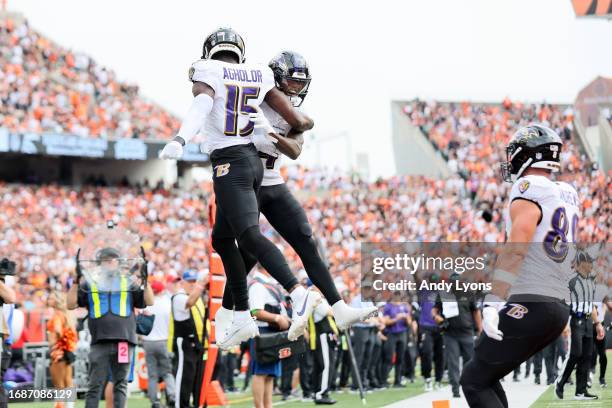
[224,85,260,137]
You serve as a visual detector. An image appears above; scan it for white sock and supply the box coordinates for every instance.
[66,402,75,408]
[234,310,251,322]
[331,300,348,316]
[216,306,233,319]
[290,285,308,306]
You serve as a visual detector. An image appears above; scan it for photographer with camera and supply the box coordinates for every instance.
[0,258,17,408]
[67,247,153,408]
[432,273,481,399]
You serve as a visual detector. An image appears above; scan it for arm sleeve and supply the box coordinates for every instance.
[176,93,214,143]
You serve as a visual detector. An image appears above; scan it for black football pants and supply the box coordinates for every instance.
[419,326,444,382]
[558,316,594,395]
[222,182,341,308]
[210,144,295,311]
[460,295,569,408]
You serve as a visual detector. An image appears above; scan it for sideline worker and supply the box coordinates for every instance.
[68,247,153,408]
[168,269,208,408]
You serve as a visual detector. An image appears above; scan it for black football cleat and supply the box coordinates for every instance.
[314,396,337,405]
[573,392,598,400]
[554,381,564,400]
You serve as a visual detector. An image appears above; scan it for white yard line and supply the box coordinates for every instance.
[382,374,549,408]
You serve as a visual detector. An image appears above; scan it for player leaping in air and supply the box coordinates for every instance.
[214,51,378,345]
[460,125,578,407]
[160,28,319,348]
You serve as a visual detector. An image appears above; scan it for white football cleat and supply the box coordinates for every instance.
[214,306,233,344]
[217,316,259,350]
[288,290,322,341]
[332,302,378,331]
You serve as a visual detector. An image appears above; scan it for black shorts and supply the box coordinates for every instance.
[470,295,569,374]
[211,144,263,239]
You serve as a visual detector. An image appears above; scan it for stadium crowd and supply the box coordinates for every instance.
[0,17,180,140]
[0,73,610,405]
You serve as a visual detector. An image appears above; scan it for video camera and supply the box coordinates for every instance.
[0,258,16,276]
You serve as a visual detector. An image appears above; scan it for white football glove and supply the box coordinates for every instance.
[159,141,183,160]
[251,132,278,157]
[482,304,504,341]
[248,111,277,141]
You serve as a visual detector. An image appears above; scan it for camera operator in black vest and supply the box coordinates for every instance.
[0,258,17,408]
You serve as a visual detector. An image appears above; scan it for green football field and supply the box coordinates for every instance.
[15,385,422,408]
[530,350,611,407]
[16,351,612,407]
[13,381,424,408]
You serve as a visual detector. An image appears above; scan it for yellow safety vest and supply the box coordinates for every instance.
[308,315,339,351]
[168,296,209,353]
[88,276,130,319]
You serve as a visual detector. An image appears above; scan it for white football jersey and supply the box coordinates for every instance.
[505,175,581,300]
[189,59,275,153]
[257,102,294,187]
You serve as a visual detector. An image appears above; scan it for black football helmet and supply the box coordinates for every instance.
[500,124,562,183]
[202,27,245,63]
[269,51,311,107]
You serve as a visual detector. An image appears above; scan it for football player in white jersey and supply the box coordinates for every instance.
[216,51,377,348]
[460,125,578,407]
[160,28,318,348]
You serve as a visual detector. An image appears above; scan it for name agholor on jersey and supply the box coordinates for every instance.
[257,102,295,187]
[504,175,581,300]
[189,59,275,153]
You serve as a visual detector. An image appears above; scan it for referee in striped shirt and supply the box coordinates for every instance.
[555,251,605,400]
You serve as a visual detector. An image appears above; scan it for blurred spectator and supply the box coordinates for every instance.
[0,18,180,140]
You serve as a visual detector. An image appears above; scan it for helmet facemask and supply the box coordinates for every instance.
[500,142,562,183]
[278,75,310,107]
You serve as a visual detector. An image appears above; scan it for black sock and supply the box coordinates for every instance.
[212,236,249,310]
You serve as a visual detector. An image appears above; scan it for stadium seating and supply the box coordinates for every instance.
[0,17,180,140]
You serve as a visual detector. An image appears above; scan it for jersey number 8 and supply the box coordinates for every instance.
[543,207,578,263]
[224,85,260,137]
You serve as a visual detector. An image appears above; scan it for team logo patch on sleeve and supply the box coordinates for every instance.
[214,163,230,177]
[518,180,530,193]
[505,303,528,319]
